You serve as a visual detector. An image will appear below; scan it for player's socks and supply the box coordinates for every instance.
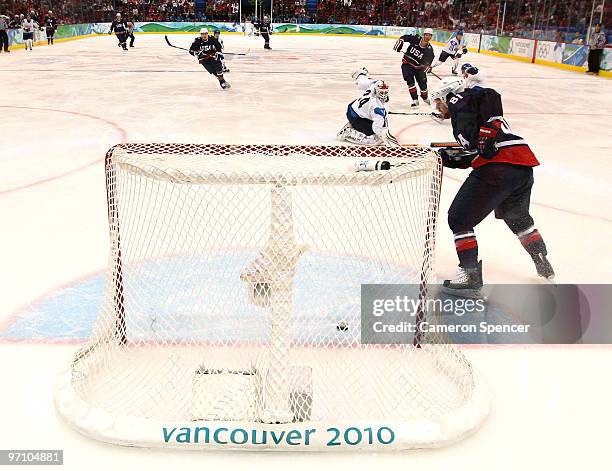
[408,86,418,103]
[454,231,478,268]
[516,227,555,280]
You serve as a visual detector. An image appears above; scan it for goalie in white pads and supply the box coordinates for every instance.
[431,31,468,75]
[337,68,400,146]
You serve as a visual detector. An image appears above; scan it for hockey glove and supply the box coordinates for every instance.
[393,39,404,52]
[463,46,468,54]
[439,147,477,169]
[478,120,502,159]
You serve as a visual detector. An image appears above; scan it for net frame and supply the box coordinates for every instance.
[54,143,489,450]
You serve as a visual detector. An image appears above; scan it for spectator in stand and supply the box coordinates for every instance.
[587,24,606,75]
[0,13,9,52]
[571,31,584,44]
[9,15,21,29]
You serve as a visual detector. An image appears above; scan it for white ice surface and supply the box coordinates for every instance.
[1,33,611,469]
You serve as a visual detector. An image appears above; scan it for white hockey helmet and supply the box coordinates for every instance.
[374,80,390,103]
[200,28,209,35]
[423,28,434,36]
[430,77,464,104]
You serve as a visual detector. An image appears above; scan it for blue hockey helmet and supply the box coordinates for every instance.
[461,63,478,75]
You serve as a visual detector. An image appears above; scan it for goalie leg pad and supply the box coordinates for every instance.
[339,126,382,146]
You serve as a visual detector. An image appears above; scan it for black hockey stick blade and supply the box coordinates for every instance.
[223,49,250,56]
[164,35,190,51]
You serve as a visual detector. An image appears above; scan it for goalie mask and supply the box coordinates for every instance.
[374,80,390,103]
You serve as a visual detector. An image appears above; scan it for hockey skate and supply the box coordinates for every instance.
[532,252,555,283]
[220,81,231,90]
[411,100,419,108]
[442,261,484,299]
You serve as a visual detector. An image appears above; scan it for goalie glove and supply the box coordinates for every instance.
[478,120,502,159]
[381,130,401,147]
[438,147,478,169]
[393,39,404,52]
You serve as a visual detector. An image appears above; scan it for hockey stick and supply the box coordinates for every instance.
[429,70,443,80]
[389,111,441,117]
[223,49,250,56]
[164,35,249,55]
[429,141,461,148]
[164,35,190,51]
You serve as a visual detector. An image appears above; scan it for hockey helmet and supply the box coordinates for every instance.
[461,63,478,75]
[431,77,464,104]
[374,80,390,103]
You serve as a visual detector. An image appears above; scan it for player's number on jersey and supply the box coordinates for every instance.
[449,94,463,105]
[358,90,371,108]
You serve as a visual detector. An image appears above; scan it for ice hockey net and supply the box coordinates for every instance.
[54,143,488,450]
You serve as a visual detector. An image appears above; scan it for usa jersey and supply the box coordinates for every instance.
[44,17,57,30]
[448,87,539,169]
[189,36,222,60]
[398,34,434,68]
[348,76,389,135]
[254,20,272,34]
[109,20,127,34]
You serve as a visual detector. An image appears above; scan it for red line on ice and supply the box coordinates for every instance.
[0,105,128,196]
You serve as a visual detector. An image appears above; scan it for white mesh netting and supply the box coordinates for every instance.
[54,144,489,450]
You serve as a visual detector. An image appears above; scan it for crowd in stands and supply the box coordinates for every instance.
[1,0,609,43]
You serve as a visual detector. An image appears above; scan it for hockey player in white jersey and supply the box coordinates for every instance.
[461,62,487,89]
[337,67,400,146]
[431,31,468,75]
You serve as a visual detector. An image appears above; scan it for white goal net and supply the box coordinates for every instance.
[55,143,489,450]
